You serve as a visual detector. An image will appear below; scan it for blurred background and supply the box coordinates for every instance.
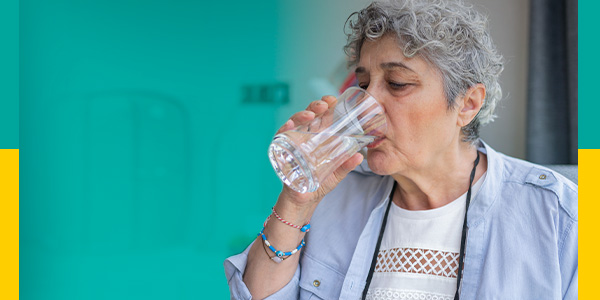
[17,0,576,299]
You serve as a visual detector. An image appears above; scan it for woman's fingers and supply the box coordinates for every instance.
[278,152,364,208]
[276,119,295,135]
[276,95,337,135]
[291,110,316,124]
[330,153,364,185]
[306,100,329,115]
[275,111,314,134]
[310,152,363,199]
[320,95,337,108]
[307,96,337,114]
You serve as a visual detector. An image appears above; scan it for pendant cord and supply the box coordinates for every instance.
[454,152,480,300]
[361,182,396,300]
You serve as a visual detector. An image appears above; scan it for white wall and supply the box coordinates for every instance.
[276,0,530,159]
[473,0,529,159]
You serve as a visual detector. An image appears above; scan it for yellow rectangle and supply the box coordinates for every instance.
[580,149,595,298]
[0,149,19,299]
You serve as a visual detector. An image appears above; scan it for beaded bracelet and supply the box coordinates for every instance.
[271,207,311,232]
[261,238,295,263]
[258,227,306,263]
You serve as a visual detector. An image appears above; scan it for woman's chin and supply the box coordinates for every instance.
[365,151,391,175]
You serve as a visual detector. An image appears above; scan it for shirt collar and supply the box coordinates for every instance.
[467,139,503,227]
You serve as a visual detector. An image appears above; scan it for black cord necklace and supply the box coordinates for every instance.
[362,152,481,300]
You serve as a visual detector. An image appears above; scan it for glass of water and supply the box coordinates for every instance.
[268,87,387,193]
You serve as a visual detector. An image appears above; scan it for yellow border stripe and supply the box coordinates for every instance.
[0,149,19,299]
[580,149,596,297]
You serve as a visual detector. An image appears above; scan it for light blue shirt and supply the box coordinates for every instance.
[225,141,578,299]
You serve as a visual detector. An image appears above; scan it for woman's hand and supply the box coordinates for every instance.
[244,95,364,299]
[274,95,364,215]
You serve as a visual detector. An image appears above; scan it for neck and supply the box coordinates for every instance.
[391,142,487,210]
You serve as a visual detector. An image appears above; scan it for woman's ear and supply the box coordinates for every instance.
[457,83,486,127]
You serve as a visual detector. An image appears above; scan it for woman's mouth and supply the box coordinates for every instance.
[366,137,385,149]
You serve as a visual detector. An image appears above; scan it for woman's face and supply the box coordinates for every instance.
[357,34,463,176]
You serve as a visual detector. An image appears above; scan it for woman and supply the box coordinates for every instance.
[225,0,578,299]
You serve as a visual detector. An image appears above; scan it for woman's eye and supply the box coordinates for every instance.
[389,82,408,89]
[358,83,369,89]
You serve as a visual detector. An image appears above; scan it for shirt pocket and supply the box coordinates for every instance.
[299,254,346,300]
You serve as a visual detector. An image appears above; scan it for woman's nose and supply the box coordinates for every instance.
[364,86,384,106]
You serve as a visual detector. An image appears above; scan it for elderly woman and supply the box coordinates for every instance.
[225,0,578,299]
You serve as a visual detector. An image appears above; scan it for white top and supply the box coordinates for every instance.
[366,172,487,300]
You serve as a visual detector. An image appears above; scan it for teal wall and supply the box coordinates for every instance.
[20,1,285,298]
[580,0,598,149]
[1,0,18,149]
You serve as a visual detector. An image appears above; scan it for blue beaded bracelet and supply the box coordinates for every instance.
[259,227,306,263]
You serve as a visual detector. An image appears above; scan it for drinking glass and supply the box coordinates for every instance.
[268,87,386,193]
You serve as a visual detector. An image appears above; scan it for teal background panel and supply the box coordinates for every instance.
[580,0,597,149]
[0,0,19,149]
[20,0,284,299]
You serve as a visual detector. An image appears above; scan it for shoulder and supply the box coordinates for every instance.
[488,146,578,222]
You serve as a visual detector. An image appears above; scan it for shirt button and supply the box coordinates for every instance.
[539,174,547,180]
[313,280,321,287]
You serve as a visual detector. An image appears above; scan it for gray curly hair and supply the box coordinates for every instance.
[344,0,504,143]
